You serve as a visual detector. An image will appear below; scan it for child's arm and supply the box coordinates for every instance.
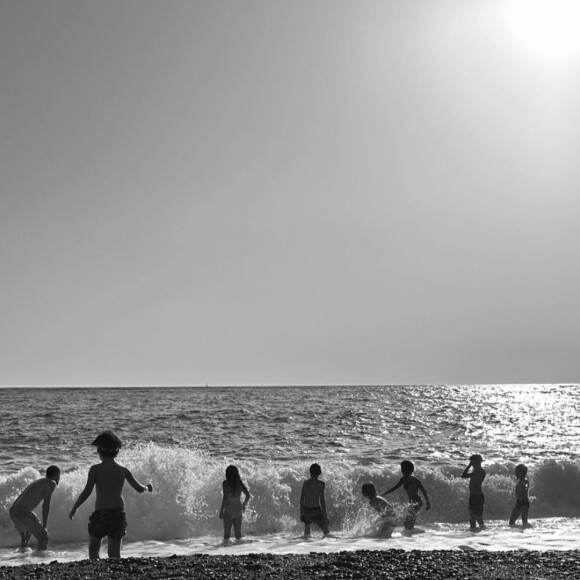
[41,481,57,528]
[124,468,153,493]
[299,483,305,518]
[381,477,404,496]
[219,481,227,519]
[241,483,250,510]
[461,462,473,478]
[69,467,96,520]
[417,479,431,511]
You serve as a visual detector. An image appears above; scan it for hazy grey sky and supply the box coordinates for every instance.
[1,0,579,386]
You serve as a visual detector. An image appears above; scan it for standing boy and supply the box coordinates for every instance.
[10,465,60,551]
[509,463,531,528]
[461,454,486,532]
[381,460,431,532]
[68,431,153,559]
[300,463,330,537]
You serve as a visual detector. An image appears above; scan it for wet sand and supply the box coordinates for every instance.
[1,550,580,579]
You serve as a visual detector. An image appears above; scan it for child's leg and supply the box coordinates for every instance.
[468,509,477,530]
[88,535,102,560]
[233,515,243,540]
[17,530,30,550]
[303,523,311,536]
[521,503,529,526]
[223,513,233,540]
[107,537,122,559]
[404,503,420,530]
[509,504,521,526]
[28,522,49,551]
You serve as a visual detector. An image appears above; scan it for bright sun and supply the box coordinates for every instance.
[508,0,580,60]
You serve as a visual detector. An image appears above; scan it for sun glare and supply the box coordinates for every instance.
[508,0,580,60]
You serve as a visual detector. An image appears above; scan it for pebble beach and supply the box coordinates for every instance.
[2,550,580,579]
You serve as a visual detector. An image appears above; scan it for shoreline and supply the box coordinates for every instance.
[2,550,580,579]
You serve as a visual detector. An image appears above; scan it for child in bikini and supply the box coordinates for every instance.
[219,465,250,543]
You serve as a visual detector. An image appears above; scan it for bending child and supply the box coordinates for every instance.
[219,465,250,543]
[362,483,396,538]
[300,463,330,537]
[381,460,431,532]
[509,463,531,528]
[9,466,60,551]
[68,431,153,559]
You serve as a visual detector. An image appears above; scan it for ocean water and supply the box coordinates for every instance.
[1,384,580,566]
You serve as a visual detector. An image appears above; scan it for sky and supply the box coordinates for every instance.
[1,0,579,387]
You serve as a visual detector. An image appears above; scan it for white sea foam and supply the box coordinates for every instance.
[2,444,580,566]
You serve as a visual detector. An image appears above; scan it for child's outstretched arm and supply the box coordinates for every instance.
[124,468,153,493]
[381,477,404,496]
[69,466,96,520]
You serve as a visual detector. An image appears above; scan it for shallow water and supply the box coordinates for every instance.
[2,518,580,567]
[1,384,579,565]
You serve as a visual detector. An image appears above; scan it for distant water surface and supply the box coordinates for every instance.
[1,384,578,475]
[2,385,580,563]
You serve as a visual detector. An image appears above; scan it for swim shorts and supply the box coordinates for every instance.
[301,506,325,525]
[9,505,41,533]
[468,494,485,516]
[516,498,530,509]
[88,508,127,540]
[404,497,423,530]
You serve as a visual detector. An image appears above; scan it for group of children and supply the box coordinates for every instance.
[9,433,530,559]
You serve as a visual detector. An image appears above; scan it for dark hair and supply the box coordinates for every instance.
[225,465,242,486]
[361,483,376,497]
[309,463,322,477]
[92,431,122,457]
[401,460,414,475]
[46,465,60,478]
[470,454,483,464]
[515,464,528,477]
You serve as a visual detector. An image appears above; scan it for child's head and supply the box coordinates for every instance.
[401,460,414,475]
[515,464,528,478]
[46,465,60,483]
[225,465,241,484]
[361,483,377,499]
[309,463,322,478]
[92,431,122,458]
[470,454,483,466]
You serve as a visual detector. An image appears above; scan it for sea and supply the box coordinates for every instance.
[2,384,580,567]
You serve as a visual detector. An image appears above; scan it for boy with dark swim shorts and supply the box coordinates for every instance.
[68,431,153,559]
[300,463,330,537]
[381,460,431,532]
[509,463,531,528]
[461,454,486,532]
